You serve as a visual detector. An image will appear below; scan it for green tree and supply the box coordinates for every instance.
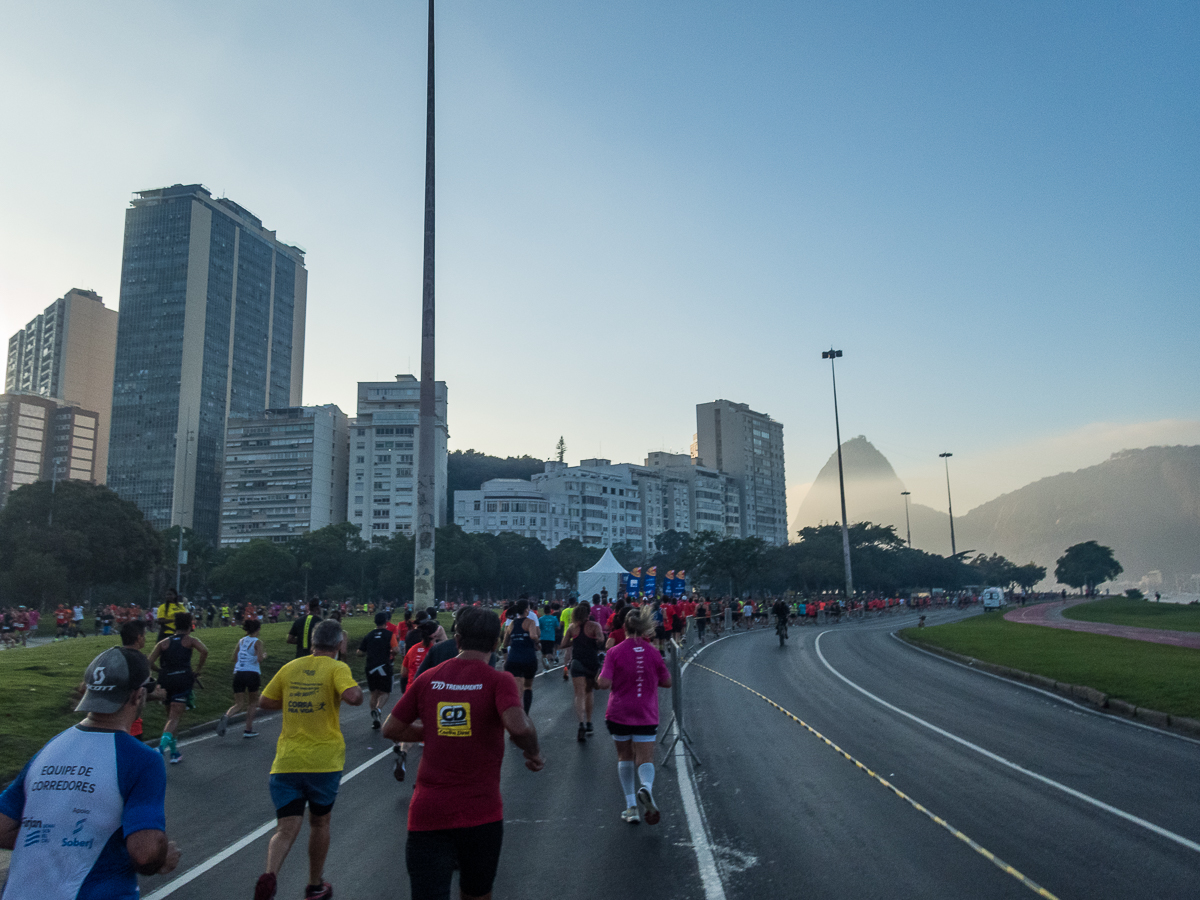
[555,437,566,463]
[0,481,162,606]
[0,549,69,608]
[967,553,1020,588]
[209,539,297,603]
[1013,562,1047,592]
[1055,541,1122,594]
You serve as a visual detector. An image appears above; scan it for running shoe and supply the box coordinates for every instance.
[216,715,228,737]
[585,722,593,734]
[169,752,183,765]
[620,807,640,824]
[636,786,660,825]
[577,724,586,743]
[253,872,277,900]
[393,747,407,782]
[243,730,258,738]
[304,883,333,899]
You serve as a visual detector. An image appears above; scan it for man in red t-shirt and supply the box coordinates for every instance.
[383,608,543,900]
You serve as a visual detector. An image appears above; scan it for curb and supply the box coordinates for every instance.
[897,633,1200,740]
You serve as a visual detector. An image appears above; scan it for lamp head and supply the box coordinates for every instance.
[821,349,843,359]
[939,452,952,459]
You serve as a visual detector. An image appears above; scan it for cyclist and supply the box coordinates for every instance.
[772,598,790,644]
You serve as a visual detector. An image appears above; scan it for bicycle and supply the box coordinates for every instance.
[775,617,788,647]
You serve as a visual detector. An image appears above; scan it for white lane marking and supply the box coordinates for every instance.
[890,632,1200,747]
[813,631,1200,855]
[143,746,395,900]
[674,725,727,900]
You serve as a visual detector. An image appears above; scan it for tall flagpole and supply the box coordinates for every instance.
[413,0,437,612]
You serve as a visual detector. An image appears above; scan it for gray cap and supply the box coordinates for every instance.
[76,647,144,714]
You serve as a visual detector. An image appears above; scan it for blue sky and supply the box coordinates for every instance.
[1,1,1197,524]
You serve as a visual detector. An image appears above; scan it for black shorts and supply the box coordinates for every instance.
[367,671,394,694]
[569,660,598,682]
[654,625,667,641]
[505,658,538,680]
[160,671,193,705]
[232,671,261,694]
[605,719,658,738]
[407,820,503,900]
[540,640,557,655]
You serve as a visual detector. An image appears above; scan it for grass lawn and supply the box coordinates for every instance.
[0,613,454,785]
[1063,597,1200,633]
[901,613,1200,721]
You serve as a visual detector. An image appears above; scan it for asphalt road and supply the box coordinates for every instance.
[134,609,1200,900]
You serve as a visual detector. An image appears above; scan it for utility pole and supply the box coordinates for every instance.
[822,349,853,601]
[940,452,956,557]
[175,426,194,594]
[413,0,438,612]
[901,490,912,547]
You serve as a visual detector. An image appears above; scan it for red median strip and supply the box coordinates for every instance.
[1005,601,1200,649]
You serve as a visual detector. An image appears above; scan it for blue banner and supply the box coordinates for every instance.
[645,566,657,597]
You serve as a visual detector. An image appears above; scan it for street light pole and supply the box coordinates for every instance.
[413,0,438,613]
[822,349,853,601]
[939,452,956,557]
[900,490,912,547]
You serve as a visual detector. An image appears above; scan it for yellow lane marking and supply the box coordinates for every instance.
[691,662,1060,900]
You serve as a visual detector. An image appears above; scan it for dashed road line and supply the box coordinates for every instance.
[690,661,1060,899]
[814,630,1200,855]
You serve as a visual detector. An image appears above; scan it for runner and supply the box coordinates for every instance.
[694,598,709,645]
[561,601,605,742]
[393,620,438,781]
[218,618,267,739]
[146,612,208,765]
[381,607,544,900]
[502,598,540,714]
[254,620,362,900]
[558,597,577,681]
[537,603,560,670]
[596,608,671,824]
[357,612,398,730]
[288,599,322,658]
[0,647,181,895]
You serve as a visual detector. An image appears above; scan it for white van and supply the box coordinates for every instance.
[981,587,1006,610]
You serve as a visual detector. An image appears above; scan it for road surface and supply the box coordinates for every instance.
[129,609,1199,900]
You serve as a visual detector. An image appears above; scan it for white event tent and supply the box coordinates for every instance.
[576,549,628,601]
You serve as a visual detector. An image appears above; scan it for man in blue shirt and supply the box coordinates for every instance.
[0,646,181,899]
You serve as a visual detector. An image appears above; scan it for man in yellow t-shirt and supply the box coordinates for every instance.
[255,619,362,900]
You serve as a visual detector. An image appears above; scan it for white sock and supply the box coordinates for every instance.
[618,761,636,807]
[638,762,655,794]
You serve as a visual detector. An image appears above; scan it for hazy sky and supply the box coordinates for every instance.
[2,2,1197,529]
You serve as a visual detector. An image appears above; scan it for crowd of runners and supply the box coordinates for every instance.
[2,579,1027,898]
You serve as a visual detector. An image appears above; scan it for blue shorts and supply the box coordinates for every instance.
[269,771,342,817]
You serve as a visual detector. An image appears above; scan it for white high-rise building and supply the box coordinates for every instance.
[453,459,643,549]
[349,376,447,543]
[219,405,349,545]
[695,400,788,546]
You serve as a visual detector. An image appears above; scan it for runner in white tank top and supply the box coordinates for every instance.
[219,619,266,739]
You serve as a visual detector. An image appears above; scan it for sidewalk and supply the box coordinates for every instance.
[1005,600,1200,649]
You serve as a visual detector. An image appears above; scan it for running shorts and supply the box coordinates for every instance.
[367,671,394,694]
[269,771,342,818]
[505,658,538,680]
[569,660,598,681]
[605,719,658,738]
[654,625,668,641]
[540,640,557,655]
[232,671,261,694]
[407,820,503,900]
[160,671,194,705]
